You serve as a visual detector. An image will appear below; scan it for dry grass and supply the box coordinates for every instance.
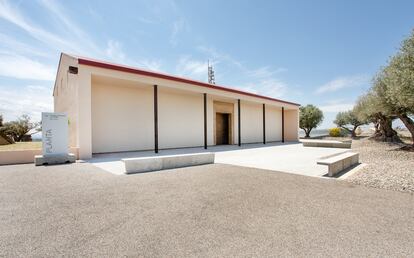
[0,142,42,151]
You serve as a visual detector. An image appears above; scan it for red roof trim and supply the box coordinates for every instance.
[77,57,300,106]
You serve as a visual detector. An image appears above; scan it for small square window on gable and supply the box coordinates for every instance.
[69,66,78,74]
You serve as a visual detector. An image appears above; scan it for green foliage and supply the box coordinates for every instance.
[352,29,414,144]
[0,114,13,144]
[383,30,414,112]
[353,92,378,124]
[0,115,40,142]
[334,110,366,137]
[329,128,341,137]
[299,104,324,138]
[335,110,365,128]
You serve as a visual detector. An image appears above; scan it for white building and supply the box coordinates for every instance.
[54,53,300,159]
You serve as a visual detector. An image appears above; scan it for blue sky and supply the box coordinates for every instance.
[0,0,413,128]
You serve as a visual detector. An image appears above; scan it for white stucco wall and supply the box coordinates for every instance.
[265,106,282,142]
[240,102,263,144]
[284,109,299,141]
[91,83,154,153]
[158,88,204,149]
[53,54,79,148]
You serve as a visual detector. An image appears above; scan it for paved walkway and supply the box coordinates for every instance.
[90,142,347,176]
[0,163,412,257]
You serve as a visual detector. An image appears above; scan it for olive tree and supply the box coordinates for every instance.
[334,110,366,138]
[353,85,400,142]
[352,29,414,145]
[299,104,324,138]
[1,115,40,142]
[381,30,414,145]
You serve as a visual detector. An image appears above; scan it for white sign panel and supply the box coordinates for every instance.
[42,112,68,156]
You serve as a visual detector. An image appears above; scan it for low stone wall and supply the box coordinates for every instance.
[0,148,79,165]
[123,152,215,174]
[301,139,351,149]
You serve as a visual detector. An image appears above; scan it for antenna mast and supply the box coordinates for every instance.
[208,60,215,84]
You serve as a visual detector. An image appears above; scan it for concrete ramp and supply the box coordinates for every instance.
[123,152,215,174]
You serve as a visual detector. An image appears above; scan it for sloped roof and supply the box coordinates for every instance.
[63,53,300,106]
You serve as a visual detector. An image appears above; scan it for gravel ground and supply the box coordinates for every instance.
[0,163,413,257]
[342,137,414,193]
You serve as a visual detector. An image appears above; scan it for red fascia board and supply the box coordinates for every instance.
[77,57,300,106]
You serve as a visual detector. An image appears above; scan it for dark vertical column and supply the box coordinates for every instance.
[263,104,266,144]
[238,99,241,146]
[282,107,285,143]
[154,85,158,153]
[203,93,207,149]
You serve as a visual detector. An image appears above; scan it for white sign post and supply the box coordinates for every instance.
[42,112,68,156]
[35,112,75,165]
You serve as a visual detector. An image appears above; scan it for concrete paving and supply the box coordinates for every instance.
[0,163,413,257]
[90,142,347,176]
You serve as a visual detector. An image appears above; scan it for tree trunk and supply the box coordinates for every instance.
[397,113,414,145]
[340,127,351,136]
[375,115,401,142]
[374,121,380,134]
[372,119,383,138]
[351,126,357,138]
[16,135,24,142]
[305,128,311,138]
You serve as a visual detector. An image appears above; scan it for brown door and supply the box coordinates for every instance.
[216,113,229,145]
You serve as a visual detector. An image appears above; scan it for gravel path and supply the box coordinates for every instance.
[0,163,413,257]
[345,137,414,193]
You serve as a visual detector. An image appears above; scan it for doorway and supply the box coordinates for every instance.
[216,113,230,145]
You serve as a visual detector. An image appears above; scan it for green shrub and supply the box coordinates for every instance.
[329,127,341,137]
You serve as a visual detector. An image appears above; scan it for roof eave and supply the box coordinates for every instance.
[75,56,300,107]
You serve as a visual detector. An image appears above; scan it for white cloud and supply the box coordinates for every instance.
[174,53,288,98]
[0,0,162,69]
[319,103,354,113]
[257,79,287,98]
[139,60,163,72]
[0,0,164,69]
[170,17,187,46]
[137,16,158,24]
[0,0,84,55]
[247,66,287,78]
[0,84,53,122]
[197,45,243,69]
[196,45,290,98]
[0,0,167,122]
[316,75,369,94]
[0,53,55,80]
[105,40,126,62]
[239,79,287,98]
[38,0,103,56]
[0,33,50,57]
[176,56,209,80]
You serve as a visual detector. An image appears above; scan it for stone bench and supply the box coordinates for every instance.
[301,139,351,149]
[317,152,359,177]
[122,152,215,174]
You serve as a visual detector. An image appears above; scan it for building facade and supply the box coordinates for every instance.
[54,53,300,159]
